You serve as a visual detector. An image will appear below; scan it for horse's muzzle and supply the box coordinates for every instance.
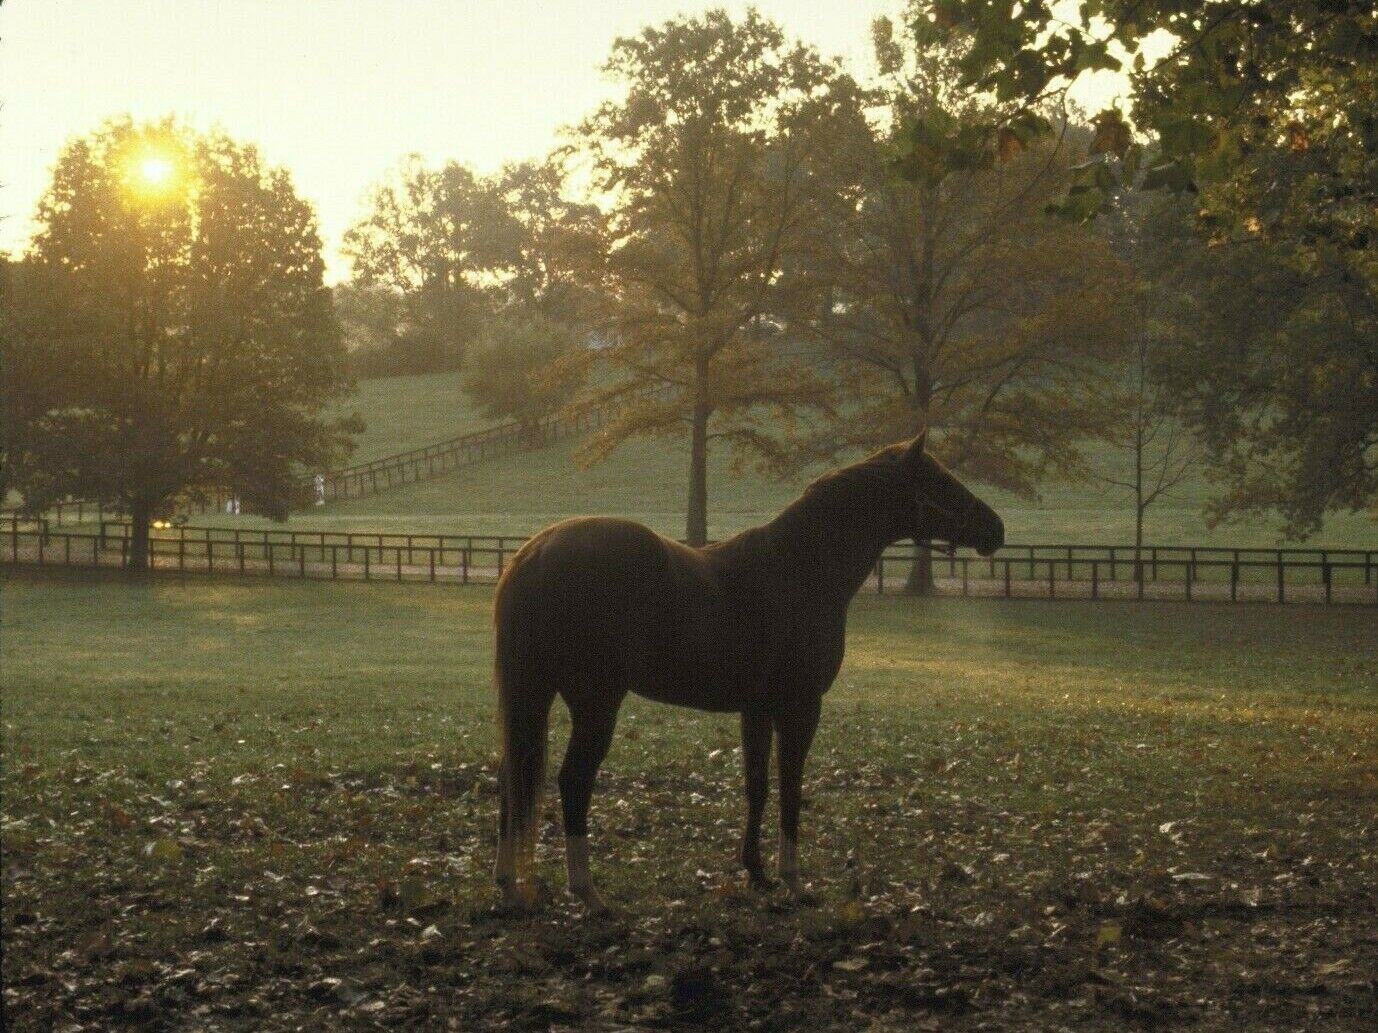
[974,514,1005,557]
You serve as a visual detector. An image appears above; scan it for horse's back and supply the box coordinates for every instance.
[499,516,690,599]
[495,516,698,674]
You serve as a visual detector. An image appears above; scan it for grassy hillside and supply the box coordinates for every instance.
[271,431,1374,546]
[330,372,493,465]
[308,372,1375,545]
[4,579,1375,1030]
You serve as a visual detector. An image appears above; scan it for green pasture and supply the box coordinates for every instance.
[303,372,1375,546]
[3,577,1375,1030]
[329,372,491,466]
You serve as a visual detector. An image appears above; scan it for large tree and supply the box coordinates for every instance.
[491,158,605,324]
[916,0,1378,532]
[341,157,518,373]
[1087,193,1210,554]
[789,16,1132,587]
[1145,195,1375,537]
[9,117,356,568]
[564,8,857,545]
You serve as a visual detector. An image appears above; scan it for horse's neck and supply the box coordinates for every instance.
[766,483,898,601]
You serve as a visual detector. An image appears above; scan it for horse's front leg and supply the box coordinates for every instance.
[774,696,821,897]
[739,708,773,889]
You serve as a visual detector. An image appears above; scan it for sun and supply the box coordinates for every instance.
[125,149,180,200]
[138,156,173,186]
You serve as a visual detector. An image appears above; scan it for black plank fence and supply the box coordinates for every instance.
[317,385,671,502]
[5,520,1375,605]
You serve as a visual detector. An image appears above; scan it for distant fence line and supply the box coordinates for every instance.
[0,387,668,529]
[317,384,671,502]
[5,521,1375,606]
[0,490,236,530]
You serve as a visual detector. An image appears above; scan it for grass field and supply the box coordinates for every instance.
[330,373,491,466]
[3,576,1375,1030]
[282,372,1378,546]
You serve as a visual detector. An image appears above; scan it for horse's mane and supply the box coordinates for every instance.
[801,445,909,501]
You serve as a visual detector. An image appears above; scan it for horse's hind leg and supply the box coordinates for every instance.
[775,696,822,897]
[558,688,624,913]
[740,708,773,889]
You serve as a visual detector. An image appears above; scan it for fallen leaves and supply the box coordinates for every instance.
[5,686,1378,1031]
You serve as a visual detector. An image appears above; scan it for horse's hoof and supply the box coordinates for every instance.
[570,885,615,916]
[497,877,551,913]
[744,867,776,892]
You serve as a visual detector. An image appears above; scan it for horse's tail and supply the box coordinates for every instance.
[494,598,550,875]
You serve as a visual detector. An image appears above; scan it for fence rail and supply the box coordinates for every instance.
[317,385,671,502]
[0,386,672,528]
[5,524,1375,605]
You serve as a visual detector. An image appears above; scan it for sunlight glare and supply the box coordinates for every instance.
[139,156,173,185]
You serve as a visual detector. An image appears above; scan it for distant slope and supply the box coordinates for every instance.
[330,373,494,466]
[259,431,1376,547]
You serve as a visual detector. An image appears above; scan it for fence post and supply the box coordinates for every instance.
[299,546,306,579]
[1091,560,1098,600]
[396,548,402,582]
[1184,562,1191,602]
[429,548,436,583]
[331,544,338,580]
[268,544,275,577]
[1231,560,1239,602]
[364,547,370,581]
[1047,560,1054,599]
[961,558,969,597]
[462,547,469,584]
[1323,561,1331,604]
[1277,560,1284,604]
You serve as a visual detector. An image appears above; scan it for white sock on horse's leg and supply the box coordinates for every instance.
[565,834,610,912]
[778,833,800,890]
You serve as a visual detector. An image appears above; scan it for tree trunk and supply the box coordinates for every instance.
[904,541,937,595]
[128,497,152,573]
[685,400,709,547]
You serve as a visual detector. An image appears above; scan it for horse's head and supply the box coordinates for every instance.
[899,432,1005,557]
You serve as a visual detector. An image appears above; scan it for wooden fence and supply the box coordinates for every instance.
[317,385,671,502]
[5,522,1375,605]
[0,387,672,527]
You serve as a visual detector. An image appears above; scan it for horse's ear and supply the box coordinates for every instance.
[903,428,927,469]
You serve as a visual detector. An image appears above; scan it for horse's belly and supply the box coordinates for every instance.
[627,637,771,713]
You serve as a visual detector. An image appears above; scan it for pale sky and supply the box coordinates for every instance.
[1,0,907,279]
[1,1,1131,282]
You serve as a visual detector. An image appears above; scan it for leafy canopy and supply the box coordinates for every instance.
[5,116,356,558]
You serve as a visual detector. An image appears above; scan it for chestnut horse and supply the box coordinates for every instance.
[493,432,1004,911]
